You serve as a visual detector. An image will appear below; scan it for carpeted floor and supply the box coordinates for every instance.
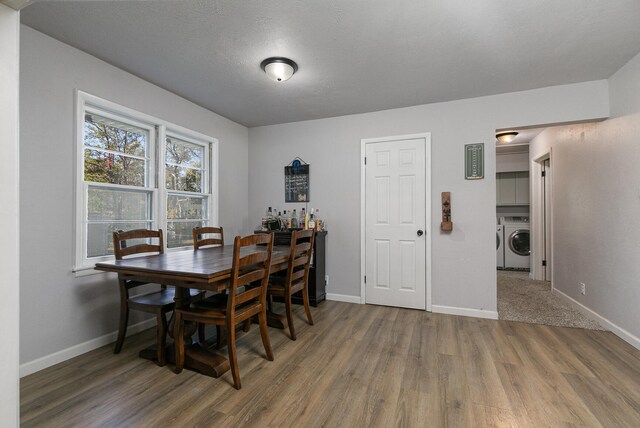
[497,270,605,330]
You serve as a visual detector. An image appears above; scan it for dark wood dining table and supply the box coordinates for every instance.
[95,244,290,377]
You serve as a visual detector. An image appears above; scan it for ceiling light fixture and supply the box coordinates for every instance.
[496,131,519,143]
[260,57,298,82]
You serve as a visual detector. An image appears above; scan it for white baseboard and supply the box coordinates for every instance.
[19,318,156,378]
[553,288,640,350]
[326,293,362,304]
[432,304,499,320]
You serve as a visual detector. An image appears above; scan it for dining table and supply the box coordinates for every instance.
[95,244,290,378]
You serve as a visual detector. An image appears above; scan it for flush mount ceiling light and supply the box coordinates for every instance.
[496,131,519,143]
[260,57,298,82]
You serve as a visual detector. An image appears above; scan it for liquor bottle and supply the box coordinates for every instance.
[308,208,316,230]
[291,209,298,228]
[314,208,322,231]
[300,208,306,228]
[286,211,293,229]
[266,207,273,218]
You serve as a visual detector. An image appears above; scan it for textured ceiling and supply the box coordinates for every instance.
[21,0,640,127]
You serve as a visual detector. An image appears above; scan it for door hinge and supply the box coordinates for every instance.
[541,170,546,177]
[542,260,547,266]
[364,275,367,284]
[364,157,367,165]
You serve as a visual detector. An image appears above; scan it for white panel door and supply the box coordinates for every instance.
[365,138,426,309]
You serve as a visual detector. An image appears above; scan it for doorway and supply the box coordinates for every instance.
[360,133,431,311]
[531,152,552,282]
[496,126,603,330]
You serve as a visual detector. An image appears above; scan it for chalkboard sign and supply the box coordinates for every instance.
[465,143,484,180]
[285,159,310,202]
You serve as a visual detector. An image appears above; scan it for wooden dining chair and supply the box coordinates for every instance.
[192,226,225,343]
[267,229,315,340]
[192,226,224,250]
[112,229,203,366]
[174,233,275,389]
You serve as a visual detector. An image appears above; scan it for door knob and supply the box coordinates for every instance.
[417,230,424,237]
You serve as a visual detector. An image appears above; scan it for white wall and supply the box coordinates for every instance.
[0,4,20,424]
[530,51,640,345]
[19,27,249,371]
[249,81,609,315]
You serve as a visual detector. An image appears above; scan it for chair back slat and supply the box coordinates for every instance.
[118,244,162,258]
[291,256,307,269]
[193,226,224,250]
[236,269,267,288]
[294,242,312,254]
[290,269,305,283]
[238,251,269,268]
[235,286,262,306]
[113,229,164,260]
[227,233,274,313]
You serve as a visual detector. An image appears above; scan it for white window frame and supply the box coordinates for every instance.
[161,127,218,251]
[73,91,219,274]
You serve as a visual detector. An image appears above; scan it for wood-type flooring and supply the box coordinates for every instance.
[21,301,640,427]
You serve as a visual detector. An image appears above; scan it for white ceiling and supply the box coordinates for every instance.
[21,0,640,127]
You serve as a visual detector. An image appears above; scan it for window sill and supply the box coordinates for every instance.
[72,266,109,278]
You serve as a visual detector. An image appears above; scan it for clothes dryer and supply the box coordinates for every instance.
[496,225,504,269]
[501,217,530,270]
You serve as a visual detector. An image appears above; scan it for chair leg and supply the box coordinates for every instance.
[259,309,274,361]
[226,319,241,390]
[156,311,168,366]
[174,312,184,374]
[198,323,206,343]
[302,286,314,326]
[114,304,129,354]
[285,294,296,340]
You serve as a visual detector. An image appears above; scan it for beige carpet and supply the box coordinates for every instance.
[497,271,605,330]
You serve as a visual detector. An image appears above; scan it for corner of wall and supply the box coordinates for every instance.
[608,51,640,117]
[0,3,21,426]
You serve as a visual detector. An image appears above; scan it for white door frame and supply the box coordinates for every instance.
[531,150,553,284]
[360,133,432,311]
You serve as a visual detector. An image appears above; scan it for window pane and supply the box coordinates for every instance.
[85,149,146,186]
[167,194,207,220]
[166,137,203,168]
[84,113,147,157]
[87,221,152,258]
[165,165,202,192]
[88,187,150,221]
[167,220,204,248]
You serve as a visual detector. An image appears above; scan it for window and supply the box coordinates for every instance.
[75,92,218,271]
[165,135,210,248]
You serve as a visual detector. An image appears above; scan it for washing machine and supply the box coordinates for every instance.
[496,225,505,269]
[501,216,530,270]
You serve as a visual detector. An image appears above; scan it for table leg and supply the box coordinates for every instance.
[137,287,230,378]
[266,310,287,329]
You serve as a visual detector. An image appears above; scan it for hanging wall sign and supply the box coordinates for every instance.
[285,158,310,202]
[465,143,484,180]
